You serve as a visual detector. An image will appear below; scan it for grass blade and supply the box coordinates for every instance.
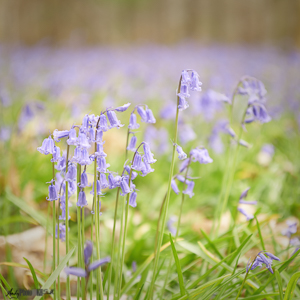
[255,216,265,250]
[169,234,185,296]
[275,270,284,300]
[24,257,40,289]
[33,247,75,300]
[283,271,300,300]
[134,283,144,300]
[0,262,46,277]
[201,229,224,259]
[0,281,7,300]
[0,274,11,290]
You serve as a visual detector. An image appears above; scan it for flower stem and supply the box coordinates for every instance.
[81,207,86,300]
[77,165,82,300]
[57,197,60,299]
[148,76,182,299]
[65,144,71,300]
[90,214,94,300]
[52,160,56,300]
[44,202,50,274]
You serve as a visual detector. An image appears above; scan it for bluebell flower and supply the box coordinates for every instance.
[100,173,109,189]
[47,182,59,201]
[72,146,81,163]
[252,104,272,124]
[190,71,202,92]
[99,114,109,132]
[177,84,190,98]
[237,207,254,221]
[140,161,154,177]
[137,106,147,122]
[53,129,70,142]
[79,170,90,188]
[107,110,124,128]
[66,163,77,182]
[238,187,257,204]
[183,180,195,198]
[77,132,91,149]
[181,70,191,84]
[37,136,55,155]
[51,146,61,162]
[176,145,187,160]
[129,191,137,207]
[143,142,157,164]
[115,103,131,112]
[146,108,156,123]
[190,148,213,164]
[68,180,77,196]
[248,251,280,274]
[87,126,95,142]
[179,159,190,173]
[171,179,179,194]
[120,177,132,196]
[97,156,110,173]
[81,114,90,132]
[124,165,138,180]
[128,113,140,130]
[127,135,137,152]
[78,148,92,166]
[178,95,189,111]
[282,221,298,238]
[95,143,107,157]
[132,152,144,171]
[77,190,88,208]
[108,173,118,189]
[95,129,103,143]
[55,153,66,171]
[66,128,77,145]
[90,180,103,196]
[65,241,110,278]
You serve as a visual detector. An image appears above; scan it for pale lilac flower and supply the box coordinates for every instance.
[72,146,81,163]
[78,148,92,166]
[261,144,274,156]
[238,187,257,205]
[183,180,195,198]
[249,251,279,274]
[108,173,118,189]
[167,216,177,236]
[87,126,95,142]
[120,177,132,196]
[190,148,213,164]
[47,182,58,201]
[97,156,110,173]
[80,170,90,188]
[128,113,140,130]
[177,84,190,98]
[176,145,187,160]
[143,142,156,164]
[107,110,124,128]
[171,179,179,194]
[77,132,91,149]
[146,108,156,123]
[132,153,144,171]
[179,124,196,145]
[115,103,131,112]
[129,191,137,207]
[178,95,189,111]
[81,114,90,132]
[55,224,66,241]
[90,180,102,196]
[37,136,55,155]
[127,135,137,152]
[181,70,191,84]
[137,106,147,122]
[100,173,109,189]
[190,71,202,92]
[66,164,77,182]
[140,161,154,177]
[99,114,109,132]
[53,129,70,142]
[51,146,61,162]
[95,130,103,143]
[237,207,254,221]
[179,159,190,173]
[124,166,138,180]
[282,221,298,238]
[67,128,77,145]
[95,143,107,157]
[77,190,88,208]
[65,241,110,278]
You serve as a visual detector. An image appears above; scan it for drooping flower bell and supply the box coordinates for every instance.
[67,128,77,145]
[51,146,61,162]
[66,163,77,182]
[237,207,254,221]
[183,180,195,198]
[129,191,137,207]
[37,136,55,155]
[190,71,202,92]
[178,83,190,98]
[143,142,156,164]
[99,114,109,132]
[137,106,147,122]
[120,177,132,196]
[178,95,189,111]
[53,129,70,142]
[171,179,179,194]
[131,152,143,171]
[128,113,140,130]
[108,173,118,189]
[90,180,102,196]
[176,145,187,160]
[190,148,213,164]
[80,170,90,188]
[146,108,156,123]
[47,182,58,201]
[78,148,92,166]
[124,165,138,180]
[107,110,124,128]
[77,132,91,149]
[97,156,110,173]
[56,224,66,241]
[127,135,137,152]
[181,70,191,84]
[77,190,88,208]
[95,129,103,143]
[115,103,131,112]
[140,161,154,177]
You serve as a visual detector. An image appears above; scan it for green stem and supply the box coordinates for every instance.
[107,187,120,298]
[57,198,60,300]
[81,207,86,300]
[90,214,94,300]
[77,165,81,300]
[65,145,71,300]
[44,202,50,274]
[148,76,182,299]
[52,161,56,300]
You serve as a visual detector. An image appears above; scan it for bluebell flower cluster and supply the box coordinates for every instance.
[247,251,280,274]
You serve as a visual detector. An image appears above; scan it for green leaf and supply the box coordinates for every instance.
[169,234,185,296]
[201,229,224,259]
[0,281,7,300]
[283,271,300,300]
[23,257,39,289]
[255,216,265,250]
[33,247,75,300]
[134,283,144,300]
[0,273,11,290]
[0,262,46,277]
[0,215,38,227]
[275,270,284,300]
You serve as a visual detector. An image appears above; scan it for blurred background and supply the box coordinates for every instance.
[0,0,300,47]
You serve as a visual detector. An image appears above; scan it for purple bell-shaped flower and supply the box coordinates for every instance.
[131,152,143,171]
[66,163,77,182]
[176,145,187,160]
[97,156,110,173]
[99,114,109,132]
[146,108,156,123]
[37,136,55,155]
[128,113,140,130]
[108,173,118,189]
[51,146,61,162]
[67,128,77,145]
[95,143,107,157]
[77,190,88,208]
[115,103,131,112]
[129,191,137,207]
[90,180,102,196]
[183,180,195,198]
[80,170,90,188]
[78,148,92,166]
[137,106,147,122]
[127,135,137,152]
[190,71,202,92]
[77,132,91,149]
[171,179,179,194]
[120,177,132,196]
[47,182,58,201]
[178,95,189,111]
[143,142,156,164]
[107,110,124,129]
